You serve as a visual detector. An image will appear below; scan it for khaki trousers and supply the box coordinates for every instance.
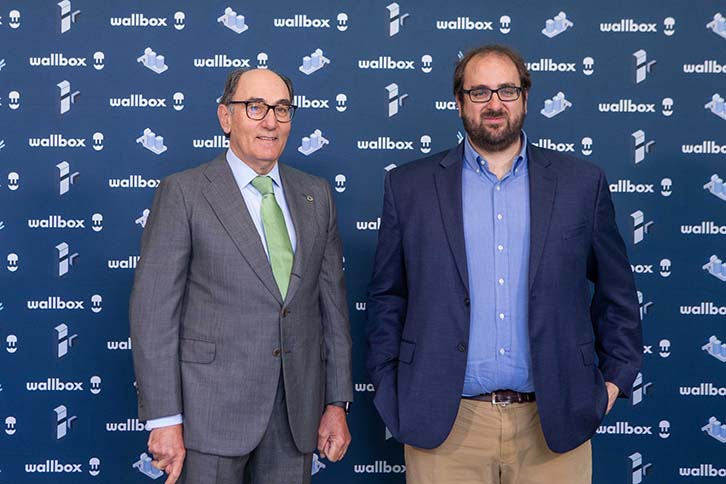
[405,400,591,484]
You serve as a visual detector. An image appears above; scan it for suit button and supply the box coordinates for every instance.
[282,308,290,317]
[464,298,470,306]
[457,343,466,352]
[272,348,281,357]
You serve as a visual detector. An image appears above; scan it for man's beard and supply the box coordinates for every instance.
[463,107,525,152]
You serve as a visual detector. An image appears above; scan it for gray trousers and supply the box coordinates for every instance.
[180,375,313,484]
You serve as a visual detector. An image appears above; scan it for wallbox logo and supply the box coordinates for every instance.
[600,19,659,33]
[26,378,83,391]
[682,140,726,154]
[25,459,84,473]
[193,54,250,68]
[192,135,229,149]
[357,137,414,150]
[679,302,726,315]
[358,56,416,70]
[108,176,160,189]
[355,382,375,392]
[28,52,100,67]
[680,222,726,235]
[356,218,381,230]
[107,256,140,269]
[598,99,657,113]
[26,296,85,310]
[28,215,88,229]
[609,180,656,194]
[106,418,145,431]
[354,461,406,474]
[109,94,170,108]
[683,60,726,74]
[435,16,496,31]
[435,100,457,110]
[109,12,183,28]
[679,465,726,478]
[679,383,726,396]
[107,337,132,350]
[272,14,336,28]
[293,95,330,109]
[533,138,575,152]
[596,421,653,435]
[526,58,577,73]
[28,134,93,148]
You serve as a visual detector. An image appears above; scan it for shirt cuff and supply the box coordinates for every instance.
[145,414,183,431]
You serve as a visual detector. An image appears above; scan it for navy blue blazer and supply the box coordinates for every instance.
[366,143,642,453]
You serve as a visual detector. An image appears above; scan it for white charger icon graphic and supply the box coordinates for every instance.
[218,7,248,33]
[137,128,167,155]
[298,130,328,156]
[299,49,329,75]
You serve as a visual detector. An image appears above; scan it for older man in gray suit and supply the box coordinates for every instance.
[130,68,353,484]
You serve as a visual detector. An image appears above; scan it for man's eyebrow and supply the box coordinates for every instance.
[243,97,291,105]
[467,83,517,90]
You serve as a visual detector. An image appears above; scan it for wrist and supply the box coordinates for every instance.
[326,401,351,415]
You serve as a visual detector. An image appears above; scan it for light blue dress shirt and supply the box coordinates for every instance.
[145,149,296,430]
[461,133,534,396]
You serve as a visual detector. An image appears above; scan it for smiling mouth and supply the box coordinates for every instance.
[257,135,278,141]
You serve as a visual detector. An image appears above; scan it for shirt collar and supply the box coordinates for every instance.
[463,131,529,177]
[226,149,283,189]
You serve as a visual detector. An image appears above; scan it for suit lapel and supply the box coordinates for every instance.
[434,144,469,293]
[527,145,557,290]
[201,155,283,305]
[279,164,317,305]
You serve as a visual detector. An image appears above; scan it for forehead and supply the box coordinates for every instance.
[463,54,520,87]
[234,70,290,101]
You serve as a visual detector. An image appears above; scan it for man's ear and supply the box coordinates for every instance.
[217,104,231,135]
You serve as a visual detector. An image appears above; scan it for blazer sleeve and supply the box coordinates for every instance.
[366,171,408,388]
[587,170,643,398]
[318,181,354,404]
[129,176,191,421]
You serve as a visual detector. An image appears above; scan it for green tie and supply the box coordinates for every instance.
[251,175,293,299]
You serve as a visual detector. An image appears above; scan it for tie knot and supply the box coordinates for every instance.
[251,175,274,196]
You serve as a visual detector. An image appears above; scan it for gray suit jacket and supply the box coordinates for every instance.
[129,153,353,456]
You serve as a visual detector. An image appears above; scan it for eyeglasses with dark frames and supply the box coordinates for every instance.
[227,100,297,122]
[461,86,523,103]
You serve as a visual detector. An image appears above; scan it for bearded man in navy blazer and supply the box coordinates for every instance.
[366,44,642,484]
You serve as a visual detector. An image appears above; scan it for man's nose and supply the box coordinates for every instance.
[487,93,505,110]
[261,107,278,128]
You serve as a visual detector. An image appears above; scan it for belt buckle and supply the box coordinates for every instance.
[491,391,511,406]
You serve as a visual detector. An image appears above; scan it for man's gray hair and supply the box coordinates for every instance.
[218,69,295,106]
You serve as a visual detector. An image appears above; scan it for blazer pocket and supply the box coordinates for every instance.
[562,222,587,240]
[580,342,595,366]
[179,338,216,364]
[398,339,416,364]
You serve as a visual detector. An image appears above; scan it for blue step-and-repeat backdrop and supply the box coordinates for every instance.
[0,1,725,482]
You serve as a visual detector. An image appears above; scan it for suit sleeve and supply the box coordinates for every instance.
[318,181,354,404]
[366,171,408,389]
[587,170,643,398]
[129,176,191,421]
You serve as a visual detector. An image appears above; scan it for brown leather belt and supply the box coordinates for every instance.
[463,390,536,405]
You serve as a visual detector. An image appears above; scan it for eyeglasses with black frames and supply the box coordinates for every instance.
[227,100,297,122]
[460,86,523,103]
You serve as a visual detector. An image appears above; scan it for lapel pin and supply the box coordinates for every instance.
[306,195,314,202]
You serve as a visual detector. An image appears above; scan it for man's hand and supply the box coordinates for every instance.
[148,424,186,484]
[317,406,351,462]
[605,381,621,415]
